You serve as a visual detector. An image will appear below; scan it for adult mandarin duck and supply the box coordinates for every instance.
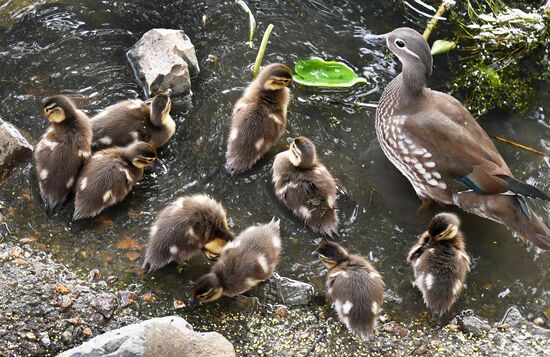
[365,27,550,249]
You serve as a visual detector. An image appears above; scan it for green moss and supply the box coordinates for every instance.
[447,1,549,115]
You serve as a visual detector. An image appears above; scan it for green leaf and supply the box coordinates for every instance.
[293,58,367,88]
[430,40,457,55]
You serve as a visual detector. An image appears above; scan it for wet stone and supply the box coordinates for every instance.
[457,315,491,337]
[38,332,51,348]
[59,296,73,311]
[62,327,74,344]
[90,293,117,319]
[502,307,550,339]
[228,295,259,313]
[261,273,315,306]
[120,290,139,308]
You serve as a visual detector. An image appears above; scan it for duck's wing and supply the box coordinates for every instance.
[402,91,513,195]
[407,232,429,263]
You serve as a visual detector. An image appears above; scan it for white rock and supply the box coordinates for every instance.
[0,117,32,179]
[58,316,235,357]
[127,28,199,99]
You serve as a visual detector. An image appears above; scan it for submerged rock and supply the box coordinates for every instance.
[127,28,199,101]
[58,316,235,357]
[0,117,32,179]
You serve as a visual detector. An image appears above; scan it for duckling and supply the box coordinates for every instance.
[73,141,157,219]
[272,136,338,236]
[225,63,292,174]
[142,194,234,273]
[34,96,92,209]
[314,242,385,340]
[407,212,471,316]
[192,219,281,303]
[91,91,174,150]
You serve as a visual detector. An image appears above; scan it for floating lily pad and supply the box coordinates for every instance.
[431,39,457,55]
[293,58,367,88]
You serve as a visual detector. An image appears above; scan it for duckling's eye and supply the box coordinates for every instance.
[395,39,405,48]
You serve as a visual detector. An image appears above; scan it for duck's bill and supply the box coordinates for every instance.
[364,33,387,46]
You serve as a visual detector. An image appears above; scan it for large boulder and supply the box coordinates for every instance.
[0,117,32,180]
[58,316,235,357]
[127,28,199,101]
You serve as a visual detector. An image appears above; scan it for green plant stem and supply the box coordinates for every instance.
[236,0,256,47]
[253,24,274,77]
[423,0,455,40]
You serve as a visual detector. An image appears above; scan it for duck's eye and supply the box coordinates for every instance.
[395,39,405,48]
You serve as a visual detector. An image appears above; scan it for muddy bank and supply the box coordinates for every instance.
[0,240,548,357]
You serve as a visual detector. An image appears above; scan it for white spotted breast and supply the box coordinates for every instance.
[376,78,446,199]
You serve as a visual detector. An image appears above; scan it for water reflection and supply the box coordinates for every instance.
[0,0,548,322]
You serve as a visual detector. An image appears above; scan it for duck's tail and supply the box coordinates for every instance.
[453,191,550,250]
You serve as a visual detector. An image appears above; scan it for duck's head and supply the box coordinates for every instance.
[202,230,234,260]
[192,273,223,303]
[364,27,432,80]
[150,91,172,126]
[428,212,461,241]
[124,142,157,168]
[313,241,349,269]
[257,63,293,91]
[288,136,317,169]
[42,95,77,123]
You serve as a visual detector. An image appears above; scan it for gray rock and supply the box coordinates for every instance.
[502,307,550,339]
[0,117,33,179]
[58,316,235,357]
[502,307,527,327]
[262,273,315,306]
[62,327,74,344]
[38,332,51,348]
[127,28,199,99]
[90,293,117,319]
[457,315,491,337]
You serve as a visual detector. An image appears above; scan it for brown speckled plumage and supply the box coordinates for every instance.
[225,63,291,174]
[192,220,281,302]
[34,96,92,209]
[142,194,234,272]
[367,27,550,249]
[407,212,471,316]
[73,142,156,219]
[316,242,385,340]
[91,92,174,150]
[272,137,338,235]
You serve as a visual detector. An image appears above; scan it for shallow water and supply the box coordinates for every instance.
[0,0,548,324]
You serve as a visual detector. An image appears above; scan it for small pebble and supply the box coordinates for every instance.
[533,317,544,326]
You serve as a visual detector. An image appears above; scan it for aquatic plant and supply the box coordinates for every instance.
[448,0,549,115]
[293,58,367,88]
[252,24,274,77]
[431,39,457,55]
[236,0,256,47]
